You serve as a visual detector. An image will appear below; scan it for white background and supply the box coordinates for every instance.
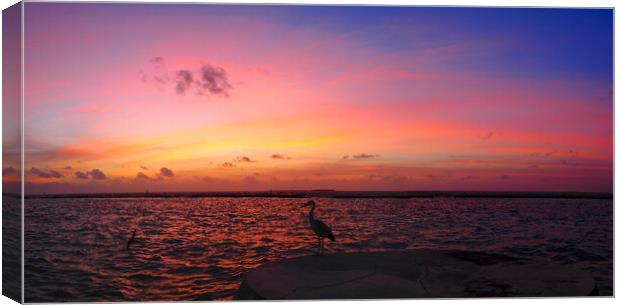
[0,0,616,304]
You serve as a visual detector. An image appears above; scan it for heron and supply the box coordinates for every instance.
[126,229,136,249]
[302,200,335,255]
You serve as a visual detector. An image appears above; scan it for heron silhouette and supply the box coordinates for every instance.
[303,200,335,255]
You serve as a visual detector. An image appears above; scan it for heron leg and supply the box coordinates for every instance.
[317,236,321,255]
[320,238,324,256]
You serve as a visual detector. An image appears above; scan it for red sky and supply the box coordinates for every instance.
[13,4,612,194]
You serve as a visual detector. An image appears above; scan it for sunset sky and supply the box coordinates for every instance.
[19,4,612,194]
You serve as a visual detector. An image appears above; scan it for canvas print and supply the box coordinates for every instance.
[2,2,614,302]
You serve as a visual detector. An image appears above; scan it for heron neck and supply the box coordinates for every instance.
[309,204,316,220]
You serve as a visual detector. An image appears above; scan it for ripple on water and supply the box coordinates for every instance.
[24,197,613,301]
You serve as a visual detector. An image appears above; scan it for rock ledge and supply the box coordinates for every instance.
[235,249,596,299]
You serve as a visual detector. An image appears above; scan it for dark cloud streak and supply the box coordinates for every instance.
[175,70,193,95]
[343,154,380,160]
[88,169,107,180]
[235,156,254,163]
[271,154,292,160]
[30,167,63,178]
[160,167,174,177]
[196,64,232,97]
[145,57,232,98]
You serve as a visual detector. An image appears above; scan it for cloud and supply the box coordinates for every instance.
[140,165,148,170]
[354,154,380,159]
[160,167,174,177]
[344,154,380,160]
[271,154,292,160]
[499,175,510,180]
[63,166,72,170]
[2,167,15,176]
[141,57,170,88]
[136,172,149,180]
[49,170,63,178]
[145,58,232,98]
[71,169,115,181]
[235,156,254,163]
[220,162,235,168]
[88,169,107,180]
[30,167,63,178]
[196,64,232,97]
[175,70,194,95]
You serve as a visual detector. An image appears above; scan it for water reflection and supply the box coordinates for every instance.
[25,197,612,301]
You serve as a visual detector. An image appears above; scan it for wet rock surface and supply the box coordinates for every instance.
[235,249,596,299]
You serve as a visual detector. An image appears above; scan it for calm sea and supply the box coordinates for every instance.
[24,196,612,301]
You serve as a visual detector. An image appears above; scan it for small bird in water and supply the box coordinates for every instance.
[302,200,335,255]
[126,229,136,249]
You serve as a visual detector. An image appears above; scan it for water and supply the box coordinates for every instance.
[3,195,22,303]
[24,197,612,302]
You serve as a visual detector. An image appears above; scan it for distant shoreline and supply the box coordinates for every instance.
[12,190,613,200]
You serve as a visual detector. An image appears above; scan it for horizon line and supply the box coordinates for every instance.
[9,189,613,200]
